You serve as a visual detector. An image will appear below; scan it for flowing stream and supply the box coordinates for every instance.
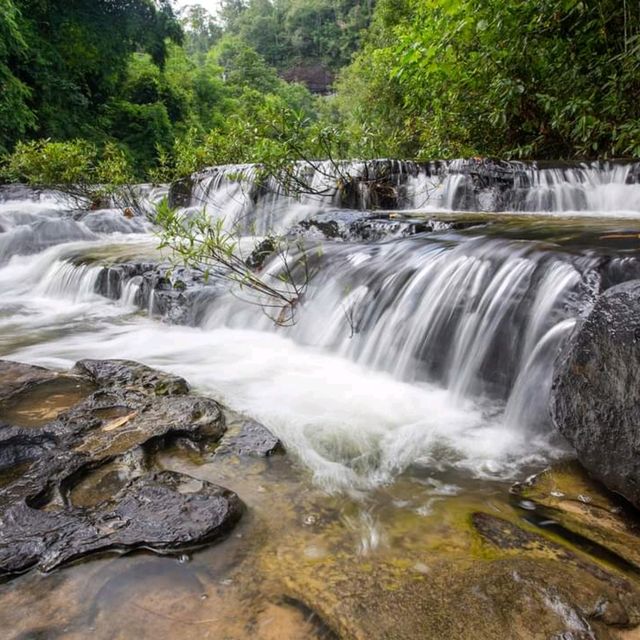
[1,162,640,638]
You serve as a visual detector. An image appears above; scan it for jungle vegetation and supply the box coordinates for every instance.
[1,0,639,187]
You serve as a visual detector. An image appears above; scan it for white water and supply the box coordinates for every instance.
[403,160,640,215]
[187,158,640,218]
[0,164,637,492]
[190,163,333,234]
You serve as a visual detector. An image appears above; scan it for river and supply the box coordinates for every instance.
[1,160,639,638]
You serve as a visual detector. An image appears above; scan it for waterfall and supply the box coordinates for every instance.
[120,275,143,308]
[33,260,103,303]
[184,158,640,217]
[1,163,639,490]
[516,163,640,213]
[201,235,591,419]
[188,163,333,234]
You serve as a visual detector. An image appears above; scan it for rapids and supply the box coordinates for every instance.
[1,162,639,493]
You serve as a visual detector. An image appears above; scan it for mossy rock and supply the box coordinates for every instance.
[514,462,640,571]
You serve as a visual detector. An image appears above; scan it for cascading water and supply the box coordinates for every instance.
[403,159,640,213]
[1,160,639,492]
[184,158,640,222]
[189,162,338,234]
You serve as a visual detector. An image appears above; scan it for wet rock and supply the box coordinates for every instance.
[257,478,640,640]
[1,377,95,429]
[215,420,284,458]
[513,463,640,571]
[69,394,227,459]
[168,176,193,209]
[0,471,242,575]
[291,210,482,243]
[0,425,56,483]
[245,237,277,270]
[278,546,640,639]
[140,265,225,325]
[0,359,241,577]
[0,361,59,403]
[598,255,640,290]
[72,359,190,396]
[95,262,225,325]
[333,159,424,210]
[552,280,640,508]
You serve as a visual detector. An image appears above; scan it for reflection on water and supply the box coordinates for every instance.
[0,377,94,427]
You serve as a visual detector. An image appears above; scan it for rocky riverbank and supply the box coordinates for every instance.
[0,359,282,578]
[2,359,640,639]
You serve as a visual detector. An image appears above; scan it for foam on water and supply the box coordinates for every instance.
[1,166,637,492]
[189,158,640,217]
[6,320,559,491]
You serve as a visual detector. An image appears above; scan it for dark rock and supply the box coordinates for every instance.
[0,425,56,480]
[0,361,59,403]
[245,237,277,270]
[94,262,225,325]
[0,358,240,577]
[216,420,283,458]
[0,471,242,575]
[72,359,190,396]
[292,210,483,243]
[599,255,640,290]
[94,263,154,300]
[552,279,640,508]
[64,393,227,459]
[168,177,194,209]
[334,160,419,210]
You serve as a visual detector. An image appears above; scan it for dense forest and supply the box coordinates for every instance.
[1,0,639,185]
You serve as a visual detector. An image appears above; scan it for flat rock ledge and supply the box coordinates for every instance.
[0,358,244,578]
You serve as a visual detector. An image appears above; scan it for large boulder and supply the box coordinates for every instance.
[552,279,640,507]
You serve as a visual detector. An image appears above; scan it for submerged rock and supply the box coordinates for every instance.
[552,280,640,508]
[0,359,242,578]
[274,517,640,639]
[513,462,640,571]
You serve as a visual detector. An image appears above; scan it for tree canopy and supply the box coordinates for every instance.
[334,0,640,159]
[1,0,638,181]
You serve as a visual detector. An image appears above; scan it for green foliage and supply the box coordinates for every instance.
[180,4,223,60]
[4,0,181,146]
[0,0,35,153]
[336,0,640,160]
[155,197,309,325]
[0,139,134,201]
[5,0,638,185]
[105,100,173,176]
[2,139,98,185]
[219,0,374,72]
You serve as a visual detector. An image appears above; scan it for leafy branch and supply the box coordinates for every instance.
[154,198,314,326]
